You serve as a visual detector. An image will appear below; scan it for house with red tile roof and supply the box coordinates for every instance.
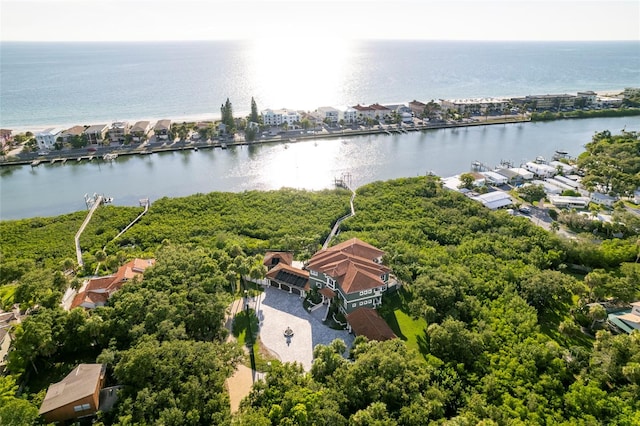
[70,259,155,310]
[306,238,392,315]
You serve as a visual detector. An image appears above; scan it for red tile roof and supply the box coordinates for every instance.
[307,239,388,294]
[319,287,336,299]
[264,251,294,267]
[70,258,154,310]
[347,308,397,341]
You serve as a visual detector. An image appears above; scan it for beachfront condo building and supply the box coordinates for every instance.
[261,109,300,126]
[35,128,65,150]
[110,121,130,144]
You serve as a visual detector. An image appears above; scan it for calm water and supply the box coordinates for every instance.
[1,117,637,220]
[1,41,639,129]
[1,41,639,219]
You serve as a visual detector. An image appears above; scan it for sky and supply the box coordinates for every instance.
[1,0,639,42]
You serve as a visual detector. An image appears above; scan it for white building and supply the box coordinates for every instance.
[510,168,534,181]
[35,128,64,150]
[597,96,623,108]
[531,180,562,195]
[524,162,557,178]
[545,178,575,192]
[549,161,576,174]
[548,195,590,209]
[472,191,513,210]
[480,171,508,186]
[261,109,300,126]
[316,106,340,123]
[339,107,358,124]
[553,174,581,189]
[590,192,617,207]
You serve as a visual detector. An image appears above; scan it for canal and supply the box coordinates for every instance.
[1,116,637,220]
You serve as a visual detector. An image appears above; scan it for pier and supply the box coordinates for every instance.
[75,194,105,267]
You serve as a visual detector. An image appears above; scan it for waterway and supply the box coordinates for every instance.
[0,116,637,220]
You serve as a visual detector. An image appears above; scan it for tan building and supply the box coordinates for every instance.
[84,124,108,144]
[109,121,130,144]
[154,119,172,140]
[130,121,151,142]
[39,364,106,423]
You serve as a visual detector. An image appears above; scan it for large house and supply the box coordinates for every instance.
[306,238,393,315]
[130,121,151,142]
[70,259,155,310]
[110,121,130,144]
[261,109,300,126]
[84,124,109,144]
[35,128,65,151]
[39,364,106,423]
[154,119,172,140]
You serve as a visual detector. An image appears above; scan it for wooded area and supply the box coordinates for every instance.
[1,133,639,425]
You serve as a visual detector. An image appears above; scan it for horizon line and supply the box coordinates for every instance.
[1,38,639,43]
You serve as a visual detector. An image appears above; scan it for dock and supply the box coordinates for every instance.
[75,194,104,267]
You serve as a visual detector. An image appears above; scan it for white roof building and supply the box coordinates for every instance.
[261,109,300,126]
[590,192,617,207]
[35,127,65,150]
[553,175,581,189]
[480,171,508,185]
[549,161,576,174]
[548,195,590,209]
[472,191,513,210]
[510,168,534,180]
[524,162,557,178]
[531,180,562,195]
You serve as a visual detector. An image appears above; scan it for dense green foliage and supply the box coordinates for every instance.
[234,176,640,425]
[577,130,640,196]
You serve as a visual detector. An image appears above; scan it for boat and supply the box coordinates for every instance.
[103,153,118,161]
[552,149,569,160]
[289,138,297,142]
[30,160,41,167]
[193,146,198,151]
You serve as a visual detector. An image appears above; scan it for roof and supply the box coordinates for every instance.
[618,313,640,324]
[154,119,171,131]
[70,259,154,309]
[39,364,105,415]
[319,287,336,299]
[84,124,108,133]
[61,126,86,137]
[264,251,294,267]
[307,239,389,294]
[131,121,151,132]
[326,238,384,260]
[346,308,397,341]
[266,263,309,288]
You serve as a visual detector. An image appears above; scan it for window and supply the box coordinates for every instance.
[74,403,91,412]
[309,270,318,277]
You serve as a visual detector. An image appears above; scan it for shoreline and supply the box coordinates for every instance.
[1,116,532,167]
[1,89,627,134]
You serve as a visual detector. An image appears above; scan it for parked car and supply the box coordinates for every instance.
[519,206,531,215]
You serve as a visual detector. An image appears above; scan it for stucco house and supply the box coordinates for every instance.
[70,258,155,310]
[39,364,106,423]
[306,238,394,315]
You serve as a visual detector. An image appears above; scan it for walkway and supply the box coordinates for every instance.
[323,185,357,249]
[75,195,103,267]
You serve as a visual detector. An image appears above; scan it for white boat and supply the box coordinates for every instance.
[103,153,118,161]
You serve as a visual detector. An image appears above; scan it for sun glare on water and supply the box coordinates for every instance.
[248,37,356,111]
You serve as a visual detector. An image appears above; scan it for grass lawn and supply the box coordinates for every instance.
[379,290,428,356]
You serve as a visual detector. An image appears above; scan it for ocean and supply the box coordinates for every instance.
[1,40,639,130]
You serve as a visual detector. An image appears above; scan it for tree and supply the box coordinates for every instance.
[250,97,259,124]
[518,269,574,314]
[517,184,546,203]
[458,173,475,190]
[587,304,607,330]
[221,98,235,132]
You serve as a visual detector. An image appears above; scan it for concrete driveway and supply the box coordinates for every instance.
[253,286,353,371]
